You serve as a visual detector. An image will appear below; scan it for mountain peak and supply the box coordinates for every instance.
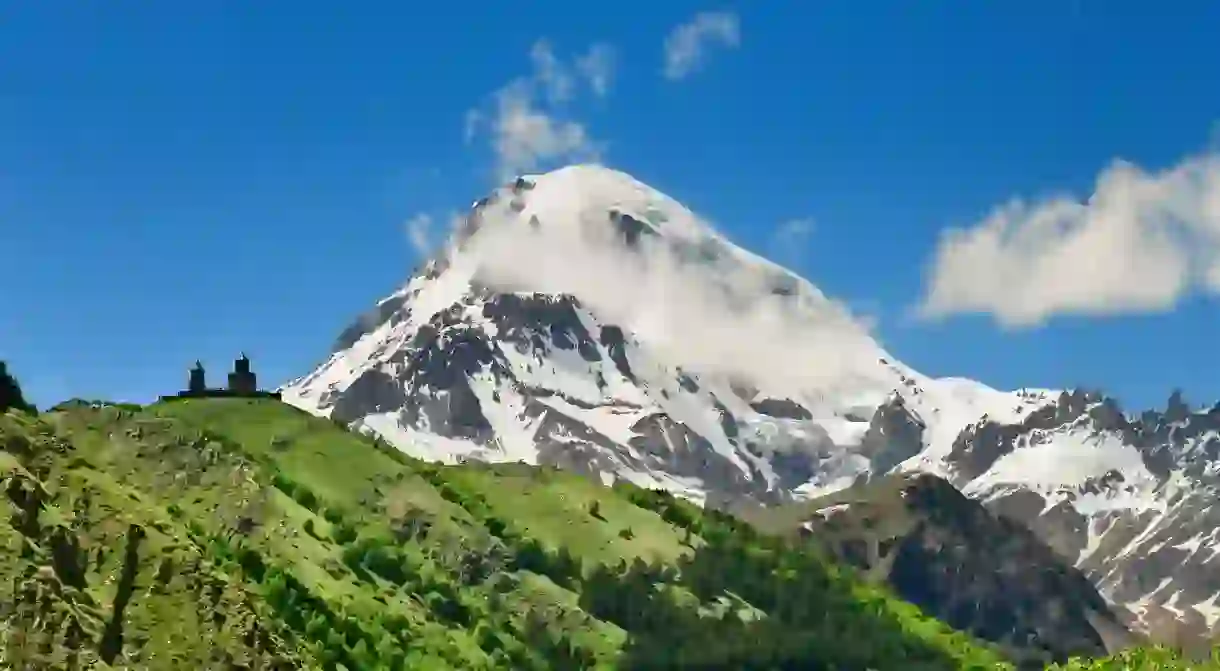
[456,164,708,253]
[516,163,707,236]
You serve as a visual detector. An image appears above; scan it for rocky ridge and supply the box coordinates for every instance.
[747,472,1136,667]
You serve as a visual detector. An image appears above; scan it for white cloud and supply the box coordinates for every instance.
[529,40,576,104]
[405,213,433,256]
[466,40,616,182]
[662,11,740,81]
[766,217,815,268]
[774,217,814,246]
[490,83,598,181]
[406,211,467,259]
[918,150,1220,327]
[463,109,482,144]
[444,176,883,400]
[576,44,615,98]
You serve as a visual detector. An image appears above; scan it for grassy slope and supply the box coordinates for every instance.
[0,396,1212,669]
[0,408,308,668]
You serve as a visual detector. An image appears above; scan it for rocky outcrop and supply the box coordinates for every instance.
[795,473,1133,667]
[749,397,812,420]
[859,395,925,474]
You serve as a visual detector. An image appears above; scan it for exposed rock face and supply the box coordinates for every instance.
[294,280,790,506]
[749,398,812,420]
[792,473,1133,666]
[943,389,1220,649]
[859,395,925,474]
[282,165,1220,649]
[332,293,411,354]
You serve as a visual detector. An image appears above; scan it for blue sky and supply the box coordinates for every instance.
[2,2,1218,411]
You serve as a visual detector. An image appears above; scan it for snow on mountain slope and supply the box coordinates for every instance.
[282,164,1220,645]
[946,391,1220,645]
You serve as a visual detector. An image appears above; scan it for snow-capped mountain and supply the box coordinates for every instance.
[282,164,1220,646]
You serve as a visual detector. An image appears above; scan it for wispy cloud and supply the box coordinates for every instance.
[405,211,465,259]
[529,40,576,104]
[449,176,880,399]
[576,44,616,98]
[774,217,815,247]
[662,11,740,81]
[766,217,815,268]
[917,149,1220,328]
[405,213,434,256]
[465,40,616,182]
[463,109,482,144]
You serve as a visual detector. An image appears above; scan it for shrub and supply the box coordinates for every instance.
[0,361,35,414]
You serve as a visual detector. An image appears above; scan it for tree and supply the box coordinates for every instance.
[0,361,34,414]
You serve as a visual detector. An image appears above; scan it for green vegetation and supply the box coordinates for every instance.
[0,388,1215,669]
[1049,646,1220,670]
[0,361,34,414]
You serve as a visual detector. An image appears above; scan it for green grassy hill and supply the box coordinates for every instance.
[0,395,1216,669]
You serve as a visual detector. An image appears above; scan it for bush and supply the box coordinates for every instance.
[333,522,359,545]
[0,361,35,414]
